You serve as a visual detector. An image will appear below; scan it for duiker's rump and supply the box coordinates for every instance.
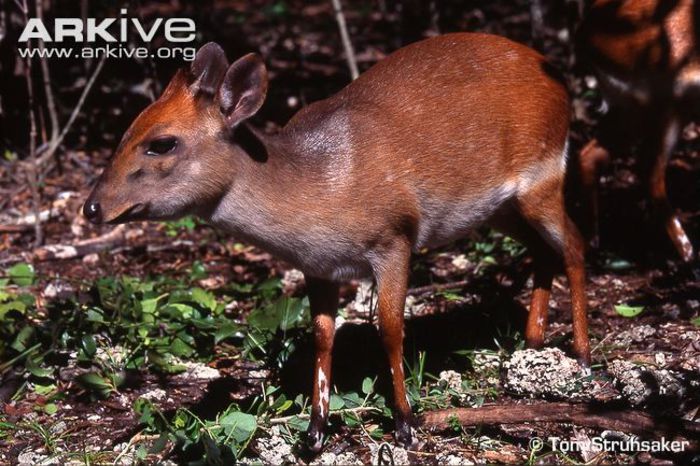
[84,33,588,451]
[577,0,698,262]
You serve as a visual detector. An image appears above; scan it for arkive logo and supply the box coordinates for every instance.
[18,8,195,43]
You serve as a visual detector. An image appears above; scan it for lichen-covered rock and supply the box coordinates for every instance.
[613,325,657,346]
[369,443,410,466]
[607,359,684,406]
[254,426,296,464]
[173,361,221,381]
[311,451,364,465]
[281,268,305,294]
[17,450,59,466]
[140,388,167,401]
[438,370,463,392]
[471,351,501,374]
[503,348,590,399]
[436,452,475,465]
[347,280,374,315]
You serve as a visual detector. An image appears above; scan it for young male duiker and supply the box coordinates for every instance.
[84,34,588,451]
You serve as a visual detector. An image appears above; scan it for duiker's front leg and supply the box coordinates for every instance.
[305,277,339,452]
[374,242,416,448]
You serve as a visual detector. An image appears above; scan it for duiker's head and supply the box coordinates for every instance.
[83,43,267,224]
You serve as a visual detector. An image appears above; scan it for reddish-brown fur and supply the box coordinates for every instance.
[577,0,698,261]
[84,34,589,451]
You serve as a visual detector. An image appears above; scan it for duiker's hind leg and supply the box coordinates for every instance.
[490,207,557,351]
[517,181,591,367]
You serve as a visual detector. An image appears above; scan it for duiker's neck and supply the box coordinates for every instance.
[205,123,330,259]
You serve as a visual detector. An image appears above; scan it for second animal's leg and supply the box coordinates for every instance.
[578,138,610,248]
[306,277,340,452]
[643,116,695,262]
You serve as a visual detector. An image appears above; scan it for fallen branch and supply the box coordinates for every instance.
[422,402,699,446]
[0,192,77,233]
[33,224,127,261]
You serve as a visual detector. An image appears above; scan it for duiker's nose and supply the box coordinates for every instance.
[83,200,102,223]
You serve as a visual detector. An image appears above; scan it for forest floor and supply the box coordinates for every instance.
[1,0,699,464]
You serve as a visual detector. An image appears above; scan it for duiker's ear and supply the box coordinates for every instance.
[190,42,229,96]
[218,53,268,130]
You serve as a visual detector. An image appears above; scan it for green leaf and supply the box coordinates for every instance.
[76,372,113,397]
[27,359,53,378]
[33,383,56,396]
[219,411,257,443]
[7,263,34,286]
[81,335,97,358]
[691,316,700,327]
[10,325,34,352]
[192,288,216,311]
[0,300,27,319]
[340,392,364,409]
[141,295,165,315]
[278,298,304,331]
[329,394,344,411]
[215,322,239,344]
[165,303,196,319]
[43,403,58,415]
[286,415,309,432]
[604,257,634,271]
[147,351,187,374]
[190,261,207,281]
[169,338,194,357]
[361,377,374,395]
[276,399,293,414]
[614,305,644,318]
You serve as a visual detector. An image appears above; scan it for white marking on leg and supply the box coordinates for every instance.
[673,218,693,254]
[317,367,329,419]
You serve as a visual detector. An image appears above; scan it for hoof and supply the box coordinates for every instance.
[305,426,324,454]
[394,418,417,450]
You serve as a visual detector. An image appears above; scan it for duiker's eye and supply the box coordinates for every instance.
[146,136,178,156]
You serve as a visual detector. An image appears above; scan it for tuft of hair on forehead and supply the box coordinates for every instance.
[161,69,193,100]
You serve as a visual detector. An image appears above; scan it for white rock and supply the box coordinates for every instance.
[254,426,296,464]
[504,348,590,399]
[174,361,221,381]
[370,443,410,466]
[608,359,684,406]
[439,370,463,392]
[140,388,167,401]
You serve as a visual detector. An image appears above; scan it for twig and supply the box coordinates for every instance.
[422,401,700,447]
[35,0,59,162]
[35,54,107,168]
[18,0,43,246]
[330,0,359,80]
[269,406,379,424]
[407,279,470,296]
